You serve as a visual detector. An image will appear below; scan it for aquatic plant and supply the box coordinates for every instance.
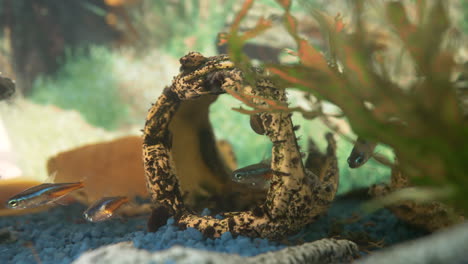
[223,0,468,212]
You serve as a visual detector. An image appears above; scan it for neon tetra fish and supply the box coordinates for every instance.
[347,137,377,168]
[6,182,84,209]
[83,196,130,222]
[232,160,272,189]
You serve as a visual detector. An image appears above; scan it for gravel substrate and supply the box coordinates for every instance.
[0,194,427,264]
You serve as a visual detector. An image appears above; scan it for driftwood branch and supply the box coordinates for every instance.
[74,238,358,264]
[142,52,340,239]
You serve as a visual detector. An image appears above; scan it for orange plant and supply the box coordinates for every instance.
[224,0,468,212]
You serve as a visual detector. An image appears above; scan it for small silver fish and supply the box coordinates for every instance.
[347,137,377,168]
[232,160,272,189]
[83,196,130,222]
[6,182,84,209]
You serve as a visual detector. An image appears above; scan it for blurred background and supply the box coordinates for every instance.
[0,0,465,195]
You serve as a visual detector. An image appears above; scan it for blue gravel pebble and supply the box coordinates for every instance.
[0,197,426,264]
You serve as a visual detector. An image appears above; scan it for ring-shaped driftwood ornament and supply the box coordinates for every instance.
[143,52,339,239]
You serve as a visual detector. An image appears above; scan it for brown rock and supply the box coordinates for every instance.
[47,136,148,204]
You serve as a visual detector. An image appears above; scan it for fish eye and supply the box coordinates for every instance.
[234,173,242,180]
[8,200,18,208]
[355,156,364,164]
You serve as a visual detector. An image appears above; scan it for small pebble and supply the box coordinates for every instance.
[0,228,17,244]
[0,198,426,263]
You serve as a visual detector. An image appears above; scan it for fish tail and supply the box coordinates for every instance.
[111,197,130,211]
[121,197,130,204]
[70,181,85,191]
[263,171,273,180]
[49,182,85,198]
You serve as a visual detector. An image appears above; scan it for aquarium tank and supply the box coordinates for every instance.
[0,0,466,263]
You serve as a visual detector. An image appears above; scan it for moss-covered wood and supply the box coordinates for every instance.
[142,52,339,239]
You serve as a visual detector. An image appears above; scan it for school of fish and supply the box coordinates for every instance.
[6,133,375,220]
[5,180,130,222]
